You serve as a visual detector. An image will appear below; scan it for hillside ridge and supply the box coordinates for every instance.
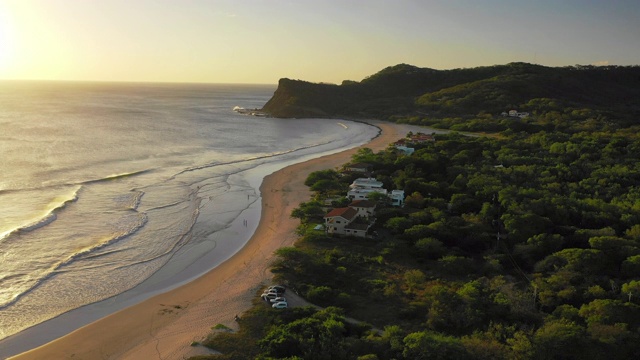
[261,63,640,125]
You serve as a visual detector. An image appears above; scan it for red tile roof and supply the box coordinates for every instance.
[409,134,434,142]
[324,207,358,221]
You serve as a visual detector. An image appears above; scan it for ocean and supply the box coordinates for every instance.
[0,81,379,346]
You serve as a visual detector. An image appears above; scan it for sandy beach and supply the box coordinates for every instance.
[9,120,405,360]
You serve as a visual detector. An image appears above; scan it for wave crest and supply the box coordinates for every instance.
[1,186,81,242]
[81,169,153,185]
[173,141,333,178]
[0,212,149,310]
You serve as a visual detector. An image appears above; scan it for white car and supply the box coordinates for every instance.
[263,289,279,296]
[268,285,286,294]
[272,301,288,309]
[269,296,286,304]
[261,293,278,301]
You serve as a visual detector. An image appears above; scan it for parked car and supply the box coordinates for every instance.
[261,293,278,301]
[272,301,288,309]
[268,285,286,294]
[262,289,279,296]
[269,296,286,304]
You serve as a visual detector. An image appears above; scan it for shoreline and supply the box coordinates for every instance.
[7,120,406,360]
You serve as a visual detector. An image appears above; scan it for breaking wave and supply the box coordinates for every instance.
[0,186,81,243]
[0,212,148,310]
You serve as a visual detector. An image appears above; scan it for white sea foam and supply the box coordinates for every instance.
[0,185,81,242]
[0,211,149,309]
[15,213,57,233]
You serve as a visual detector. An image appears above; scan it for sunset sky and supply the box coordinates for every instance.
[0,0,639,84]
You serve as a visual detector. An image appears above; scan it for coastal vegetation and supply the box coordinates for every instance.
[197,128,640,359]
[261,62,640,131]
[195,63,640,359]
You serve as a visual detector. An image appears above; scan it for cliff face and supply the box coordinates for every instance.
[261,78,347,118]
[261,64,441,118]
[261,63,640,121]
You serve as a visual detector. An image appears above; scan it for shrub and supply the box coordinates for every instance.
[307,285,333,304]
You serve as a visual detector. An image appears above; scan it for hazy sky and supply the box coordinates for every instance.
[0,0,638,84]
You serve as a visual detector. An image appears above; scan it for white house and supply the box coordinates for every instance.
[347,177,404,206]
[389,190,405,207]
[324,207,360,236]
[343,222,370,237]
[348,200,377,218]
[347,188,388,201]
[506,110,529,118]
[323,201,376,238]
[350,178,384,189]
[394,145,415,155]
[347,177,387,201]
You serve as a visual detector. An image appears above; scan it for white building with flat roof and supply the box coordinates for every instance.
[390,190,405,207]
[347,178,404,206]
[350,178,384,189]
[347,187,388,201]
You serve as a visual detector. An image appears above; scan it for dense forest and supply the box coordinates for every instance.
[191,63,640,359]
[195,130,640,359]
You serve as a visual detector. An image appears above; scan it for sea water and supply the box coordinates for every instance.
[0,81,379,343]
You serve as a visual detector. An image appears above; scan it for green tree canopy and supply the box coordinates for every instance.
[402,331,472,360]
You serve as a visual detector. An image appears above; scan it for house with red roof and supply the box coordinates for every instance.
[323,205,373,238]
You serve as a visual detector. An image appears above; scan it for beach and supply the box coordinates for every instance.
[7,120,406,360]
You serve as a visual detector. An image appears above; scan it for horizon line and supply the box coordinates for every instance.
[0,78,278,86]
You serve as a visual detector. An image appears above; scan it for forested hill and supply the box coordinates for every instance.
[261,63,640,126]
